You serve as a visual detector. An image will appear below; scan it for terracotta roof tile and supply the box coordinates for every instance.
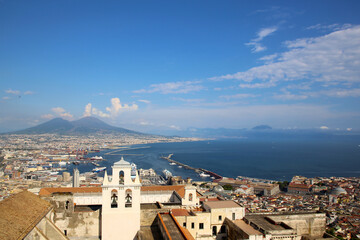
[0,191,52,240]
[141,185,186,198]
[204,200,242,209]
[171,209,191,216]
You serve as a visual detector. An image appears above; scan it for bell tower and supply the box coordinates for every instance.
[102,157,141,240]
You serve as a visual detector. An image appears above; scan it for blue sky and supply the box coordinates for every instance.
[1,0,360,132]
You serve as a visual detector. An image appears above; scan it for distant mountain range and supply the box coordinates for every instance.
[6,117,144,135]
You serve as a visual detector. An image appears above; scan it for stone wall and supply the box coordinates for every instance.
[42,194,101,239]
[269,213,326,238]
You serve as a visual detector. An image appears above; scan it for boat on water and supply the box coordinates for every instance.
[91,156,104,160]
[92,162,100,167]
[72,161,80,165]
[162,169,173,179]
[92,167,106,173]
[169,162,176,165]
[178,166,182,168]
[199,172,211,178]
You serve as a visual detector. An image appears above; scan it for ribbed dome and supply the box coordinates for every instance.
[330,187,347,196]
[212,185,224,192]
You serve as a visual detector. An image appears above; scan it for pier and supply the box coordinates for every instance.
[160,154,222,180]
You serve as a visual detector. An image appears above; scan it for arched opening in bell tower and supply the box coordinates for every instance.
[189,193,193,202]
[111,189,118,208]
[125,189,132,208]
[119,170,124,185]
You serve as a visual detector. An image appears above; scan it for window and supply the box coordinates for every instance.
[191,222,195,229]
[232,212,236,220]
[65,201,69,210]
[189,193,193,201]
[199,223,204,229]
[183,222,186,228]
[218,215,222,221]
[64,230,67,236]
[221,226,226,233]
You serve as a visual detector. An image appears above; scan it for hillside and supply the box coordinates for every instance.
[8,117,143,135]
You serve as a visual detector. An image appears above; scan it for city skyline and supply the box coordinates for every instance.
[1,1,360,133]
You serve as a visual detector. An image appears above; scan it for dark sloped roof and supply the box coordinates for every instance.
[0,190,52,240]
[39,187,102,196]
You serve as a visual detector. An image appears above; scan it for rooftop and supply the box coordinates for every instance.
[233,219,262,236]
[171,209,191,217]
[0,191,52,240]
[39,187,102,196]
[245,215,294,233]
[204,200,242,209]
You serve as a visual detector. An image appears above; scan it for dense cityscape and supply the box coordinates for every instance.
[0,132,359,239]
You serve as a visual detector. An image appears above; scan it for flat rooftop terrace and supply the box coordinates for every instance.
[245,215,293,233]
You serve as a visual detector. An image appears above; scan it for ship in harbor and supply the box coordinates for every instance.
[92,162,100,167]
[91,156,104,160]
[199,171,211,178]
[162,169,173,179]
[92,167,106,173]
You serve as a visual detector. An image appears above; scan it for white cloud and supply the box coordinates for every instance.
[5,89,20,95]
[173,97,205,103]
[134,81,204,94]
[320,126,329,130]
[246,26,278,53]
[273,92,308,100]
[51,107,73,119]
[24,91,35,95]
[220,94,258,100]
[239,82,276,88]
[83,103,92,117]
[306,23,352,31]
[92,107,110,118]
[259,53,278,63]
[212,26,360,87]
[169,125,181,130]
[83,98,138,119]
[82,103,110,118]
[105,98,138,117]
[347,128,352,131]
[319,88,360,98]
[2,96,10,100]
[41,114,54,119]
[138,99,151,104]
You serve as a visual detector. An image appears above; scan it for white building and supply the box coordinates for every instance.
[102,157,141,240]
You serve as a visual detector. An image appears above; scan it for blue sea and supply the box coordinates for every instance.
[67,137,360,181]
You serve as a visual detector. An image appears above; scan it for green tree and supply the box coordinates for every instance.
[223,184,233,191]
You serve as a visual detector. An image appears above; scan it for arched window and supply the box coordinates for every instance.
[189,193,193,202]
[111,189,118,208]
[65,200,69,210]
[125,189,132,208]
[119,170,124,185]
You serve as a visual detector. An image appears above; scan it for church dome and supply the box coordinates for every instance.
[212,185,224,192]
[330,187,347,196]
